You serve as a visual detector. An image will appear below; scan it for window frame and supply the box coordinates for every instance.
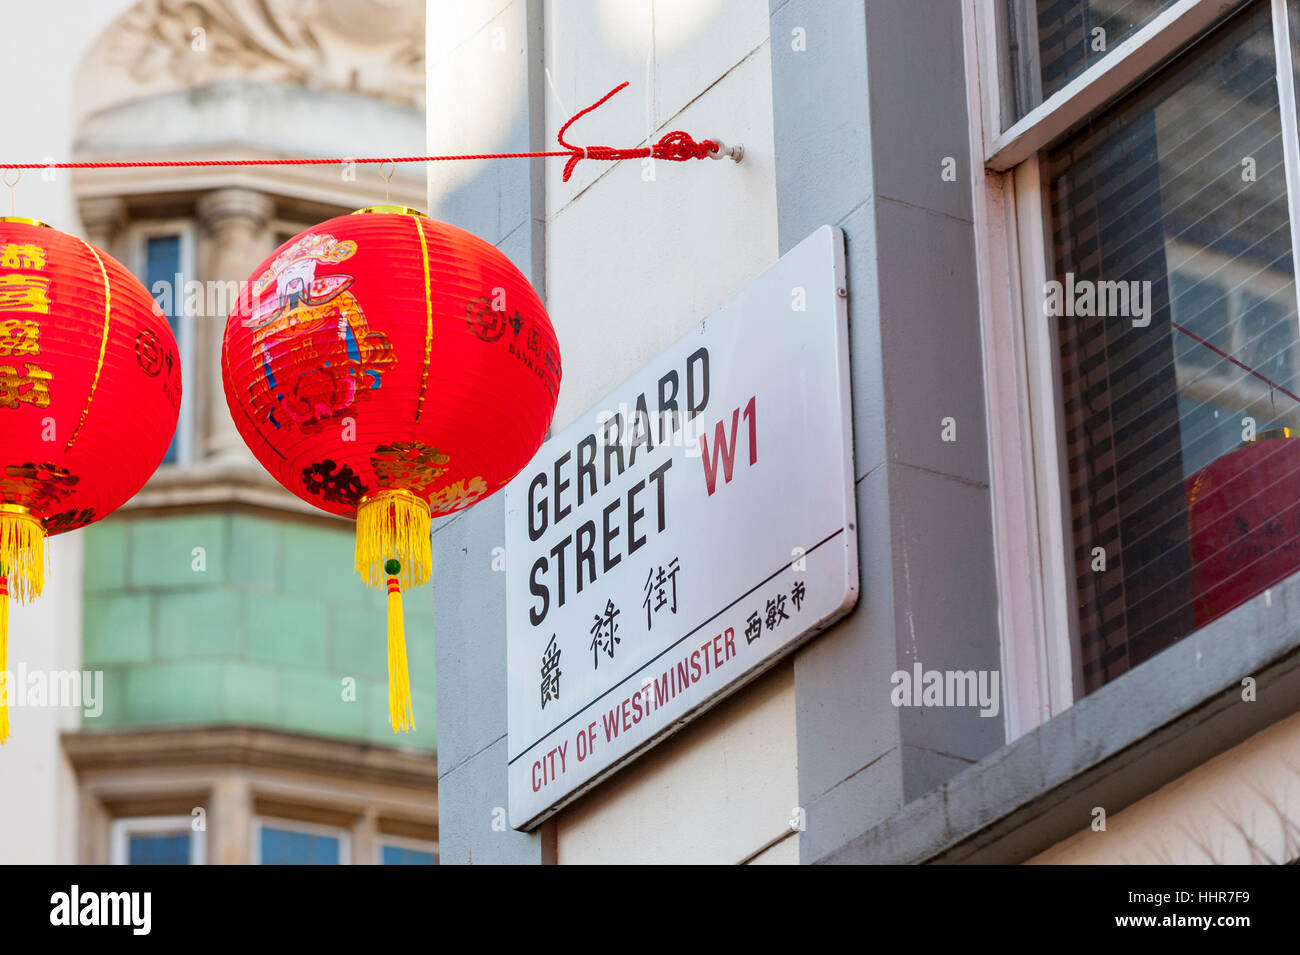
[110,814,205,865]
[125,218,197,468]
[376,833,439,865]
[986,0,1260,168]
[251,816,351,865]
[966,0,1300,737]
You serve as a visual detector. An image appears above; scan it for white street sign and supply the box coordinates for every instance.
[505,226,858,829]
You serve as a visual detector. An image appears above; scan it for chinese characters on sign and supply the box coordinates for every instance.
[745,580,807,645]
[590,598,621,668]
[540,634,562,709]
[643,558,681,629]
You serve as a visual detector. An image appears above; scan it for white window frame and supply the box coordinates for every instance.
[110,815,206,865]
[965,0,1300,739]
[376,833,439,865]
[251,816,351,865]
[126,218,197,468]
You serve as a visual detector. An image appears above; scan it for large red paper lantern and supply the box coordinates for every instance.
[0,217,181,741]
[221,206,561,732]
[1186,430,1300,626]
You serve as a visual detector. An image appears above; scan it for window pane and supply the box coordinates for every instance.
[128,832,191,865]
[381,845,436,865]
[1047,0,1299,694]
[145,234,182,464]
[260,826,341,865]
[1005,0,1178,124]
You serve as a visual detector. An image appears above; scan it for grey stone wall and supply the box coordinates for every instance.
[769,0,1004,864]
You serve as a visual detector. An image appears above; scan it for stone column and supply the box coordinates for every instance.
[353,807,379,864]
[196,188,275,464]
[208,774,252,863]
[78,197,128,261]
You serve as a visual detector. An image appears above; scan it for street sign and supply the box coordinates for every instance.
[505,226,858,829]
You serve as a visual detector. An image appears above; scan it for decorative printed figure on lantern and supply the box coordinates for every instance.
[223,206,561,733]
[242,231,394,433]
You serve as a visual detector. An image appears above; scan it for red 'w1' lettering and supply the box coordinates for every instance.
[699,395,757,495]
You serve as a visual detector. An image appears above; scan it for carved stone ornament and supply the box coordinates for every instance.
[79,0,425,117]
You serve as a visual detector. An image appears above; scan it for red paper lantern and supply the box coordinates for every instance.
[221,206,561,731]
[0,217,181,741]
[1186,430,1300,626]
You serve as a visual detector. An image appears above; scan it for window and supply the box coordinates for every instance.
[253,818,349,865]
[971,0,1300,728]
[110,816,205,865]
[1003,0,1180,122]
[145,234,182,464]
[1047,0,1297,690]
[129,222,195,466]
[379,836,438,865]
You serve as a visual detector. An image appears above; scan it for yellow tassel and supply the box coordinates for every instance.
[0,506,45,745]
[386,570,415,733]
[0,575,9,745]
[356,492,428,732]
[0,506,46,604]
[355,489,431,591]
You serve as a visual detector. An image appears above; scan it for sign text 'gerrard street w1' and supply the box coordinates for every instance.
[504,226,858,829]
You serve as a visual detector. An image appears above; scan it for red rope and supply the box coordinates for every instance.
[0,82,718,182]
[555,81,716,181]
[1171,319,1300,406]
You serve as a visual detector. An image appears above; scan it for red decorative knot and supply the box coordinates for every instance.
[556,82,717,182]
[1,83,725,183]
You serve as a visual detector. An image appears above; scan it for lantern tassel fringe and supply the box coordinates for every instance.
[356,492,429,733]
[355,491,431,591]
[0,509,45,604]
[0,575,8,745]
[0,510,46,745]
[387,571,415,734]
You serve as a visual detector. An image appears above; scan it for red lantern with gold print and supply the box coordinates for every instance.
[0,217,181,741]
[221,206,561,733]
[1185,430,1300,626]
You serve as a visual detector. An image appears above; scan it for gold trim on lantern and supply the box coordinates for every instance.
[0,216,52,229]
[64,238,113,452]
[351,205,429,218]
[1252,427,1293,442]
[358,487,431,510]
[358,487,430,511]
[414,215,434,423]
